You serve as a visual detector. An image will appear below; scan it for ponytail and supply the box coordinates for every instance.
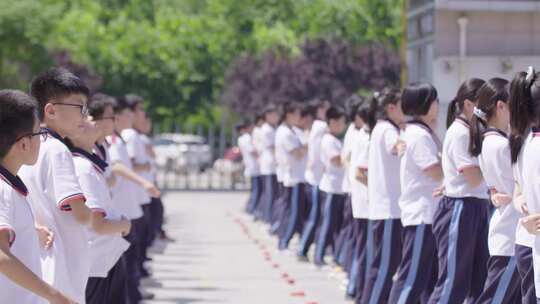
[469,115,487,156]
[509,71,537,163]
[446,98,459,129]
[468,78,509,157]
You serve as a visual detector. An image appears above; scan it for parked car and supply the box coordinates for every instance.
[153,133,212,173]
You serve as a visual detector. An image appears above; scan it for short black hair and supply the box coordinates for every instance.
[113,96,131,114]
[326,106,346,123]
[301,104,316,118]
[124,94,144,111]
[0,90,38,158]
[89,93,117,119]
[401,83,438,116]
[30,67,90,120]
[235,118,253,133]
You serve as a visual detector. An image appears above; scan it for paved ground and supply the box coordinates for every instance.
[142,191,352,304]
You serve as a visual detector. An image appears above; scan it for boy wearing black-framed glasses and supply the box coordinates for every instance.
[19,68,93,304]
[0,89,75,304]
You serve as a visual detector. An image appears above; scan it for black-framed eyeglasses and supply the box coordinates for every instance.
[15,130,48,142]
[52,103,89,116]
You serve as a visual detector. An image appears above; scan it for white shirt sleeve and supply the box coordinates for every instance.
[454,133,479,172]
[283,131,301,153]
[412,135,440,171]
[325,137,341,160]
[51,149,85,211]
[78,168,108,217]
[0,198,15,246]
[352,142,369,170]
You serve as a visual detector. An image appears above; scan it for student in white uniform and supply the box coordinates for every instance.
[508,67,540,304]
[251,113,266,220]
[336,96,364,274]
[469,78,522,304]
[428,78,490,304]
[121,94,157,277]
[272,117,289,235]
[0,90,75,304]
[314,106,347,266]
[237,120,262,216]
[277,102,308,250]
[345,96,377,300]
[361,88,406,304]
[68,119,131,304]
[297,99,330,260]
[259,106,280,224]
[19,68,94,304]
[388,83,442,304]
[108,97,159,303]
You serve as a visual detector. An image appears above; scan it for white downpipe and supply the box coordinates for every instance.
[457,15,469,83]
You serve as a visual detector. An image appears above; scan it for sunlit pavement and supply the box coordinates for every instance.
[141,191,351,304]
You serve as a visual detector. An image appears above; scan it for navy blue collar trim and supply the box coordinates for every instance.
[0,165,28,196]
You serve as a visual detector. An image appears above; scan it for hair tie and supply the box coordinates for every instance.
[373,91,380,98]
[473,107,487,121]
[526,66,537,89]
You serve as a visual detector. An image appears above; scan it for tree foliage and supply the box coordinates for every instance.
[0,0,403,128]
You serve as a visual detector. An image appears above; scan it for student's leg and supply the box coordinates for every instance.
[262,175,274,223]
[516,245,536,304]
[347,218,368,298]
[106,256,130,304]
[335,195,353,266]
[271,182,287,234]
[124,221,142,303]
[331,194,346,260]
[314,192,334,265]
[466,200,490,303]
[297,184,321,258]
[366,219,402,304]
[359,219,385,304]
[246,176,257,214]
[474,256,521,304]
[388,224,436,304]
[280,184,301,249]
[250,176,263,216]
[428,197,484,304]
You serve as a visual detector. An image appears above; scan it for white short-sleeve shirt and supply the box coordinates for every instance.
[368,120,402,220]
[122,128,151,205]
[514,128,540,296]
[274,124,288,183]
[399,122,441,226]
[442,118,488,198]
[282,126,307,187]
[139,134,157,183]
[107,133,144,220]
[19,130,90,304]
[342,124,358,193]
[319,133,345,194]
[238,133,260,177]
[478,130,520,256]
[0,166,46,304]
[72,151,130,278]
[258,123,277,175]
[305,120,328,186]
[512,163,535,248]
[350,127,370,219]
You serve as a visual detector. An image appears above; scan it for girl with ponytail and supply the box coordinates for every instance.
[470,78,522,303]
[428,78,490,304]
[509,67,540,303]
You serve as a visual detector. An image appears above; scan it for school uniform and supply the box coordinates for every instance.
[70,147,130,304]
[19,129,90,304]
[258,123,278,223]
[472,129,522,304]
[388,121,440,304]
[278,125,307,250]
[428,117,490,304]
[252,125,266,220]
[273,124,290,235]
[0,165,46,304]
[140,134,165,241]
[298,120,328,258]
[346,126,370,299]
[238,133,262,215]
[122,128,153,268]
[361,120,403,304]
[335,124,359,270]
[107,131,144,303]
[513,127,540,303]
[314,132,346,266]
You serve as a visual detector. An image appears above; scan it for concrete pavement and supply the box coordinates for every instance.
[142,191,352,304]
